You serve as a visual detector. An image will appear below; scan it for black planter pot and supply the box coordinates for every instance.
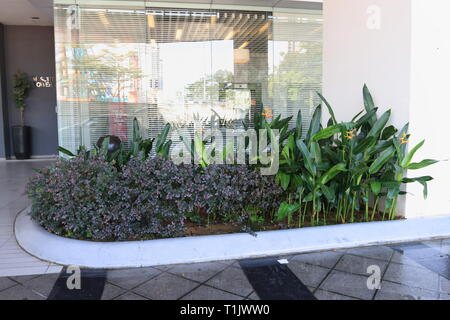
[12,126,31,160]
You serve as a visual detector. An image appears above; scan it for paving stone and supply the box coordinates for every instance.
[375,281,439,300]
[314,289,359,300]
[439,276,450,293]
[107,267,161,290]
[390,251,427,268]
[0,284,45,300]
[0,277,17,291]
[168,262,227,282]
[346,246,394,261]
[206,266,253,297]
[383,262,440,291]
[114,292,148,300]
[289,251,343,269]
[247,291,260,300]
[101,282,126,300]
[319,270,376,300]
[335,254,389,276]
[287,261,330,288]
[22,274,60,298]
[133,273,198,300]
[7,275,39,284]
[181,285,243,300]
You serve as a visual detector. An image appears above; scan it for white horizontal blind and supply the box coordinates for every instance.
[54,3,322,154]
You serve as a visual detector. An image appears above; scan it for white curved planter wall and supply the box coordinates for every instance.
[15,208,450,269]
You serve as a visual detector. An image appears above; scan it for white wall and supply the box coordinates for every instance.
[406,0,450,217]
[323,0,450,217]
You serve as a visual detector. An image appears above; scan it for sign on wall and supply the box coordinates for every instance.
[33,76,54,88]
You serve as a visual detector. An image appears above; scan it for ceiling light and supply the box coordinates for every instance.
[258,22,270,34]
[239,42,249,49]
[97,11,109,25]
[224,31,234,41]
[147,14,155,28]
[175,29,183,40]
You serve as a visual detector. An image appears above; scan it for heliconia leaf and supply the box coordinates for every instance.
[320,163,347,185]
[401,140,425,168]
[355,108,378,128]
[369,146,395,174]
[317,92,337,125]
[306,105,322,142]
[311,124,342,142]
[321,184,335,202]
[295,109,303,139]
[368,110,391,138]
[276,202,301,222]
[402,176,433,198]
[310,141,322,164]
[277,172,291,191]
[353,136,376,154]
[363,84,377,125]
[297,140,316,176]
[58,146,75,157]
[407,159,439,170]
[370,181,382,195]
[381,125,398,140]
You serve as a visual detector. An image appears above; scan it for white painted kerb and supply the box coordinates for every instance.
[15,208,450,269]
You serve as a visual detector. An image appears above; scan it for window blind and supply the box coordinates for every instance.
[54,2,322,154]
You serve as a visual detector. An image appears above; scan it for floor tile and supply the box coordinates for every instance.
[0,284,45,300]
[314,289,359,300]
[206,266,253,298]
[133,273,198,300]
[181,285,243,300]
[0,277,17,291]
[247,291,260,300]
[114,292,148,300]
[319,270,377,300]
[107,267,162,290]
[101,283,127,300]
[383,262,440,291]
[335,254,389,276]
[375,281,439,300]
[287,261,330,288]
[346,246,394,262]
[168,262,227,282]
[21,273,60,298]
[289,251,343,269]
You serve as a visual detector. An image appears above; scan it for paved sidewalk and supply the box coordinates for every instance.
[0,160,62,277]
[0,239,449,300]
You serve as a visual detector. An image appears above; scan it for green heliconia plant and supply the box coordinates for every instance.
[273,84,439,227]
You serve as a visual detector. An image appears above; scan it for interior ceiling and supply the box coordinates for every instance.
[0,0,322,27]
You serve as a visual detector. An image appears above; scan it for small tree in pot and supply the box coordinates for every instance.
[12,71,31,159]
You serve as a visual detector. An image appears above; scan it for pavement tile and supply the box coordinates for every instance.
[114,292,148,300]
[375,281,439,300]
[206,266,253,297]
[0,277,17,291]
[287,261,330,288]
[107,267,162,290]
[383,262,440,291]
[289,251,343,269]
[181,285,243,300]
[319,270,376,300]
[168,262,227,282]
[101,282,127,300]
[346,246,394,261]
[133,273,198,300]
[335,254,389,276]
[0,284,45,300]
[314,289,359,300]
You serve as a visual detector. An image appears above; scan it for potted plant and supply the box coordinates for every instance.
[12,71,31,159]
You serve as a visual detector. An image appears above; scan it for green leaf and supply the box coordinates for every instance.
[353,136,376,154]
[295,109,303,139]
[320,163,347,185]
[355,108,378,128]
[297,140,316,176]
[277,172,291,191]
[407,159,439,170]
[310,141,322,164]
[363,84,377,125]
[403,176,433,199]
[369,146,395,174]
[401,140,424,168]
[317,92,337,125]
[381,125,398,140]
[311,124,342,142]
[156,123,171,153]
[306,105,322,142]
[370,181,382,195]
[321,184,335,202]
[368,110,391,138]
[276,202,301,222]
[57,146,75,157]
